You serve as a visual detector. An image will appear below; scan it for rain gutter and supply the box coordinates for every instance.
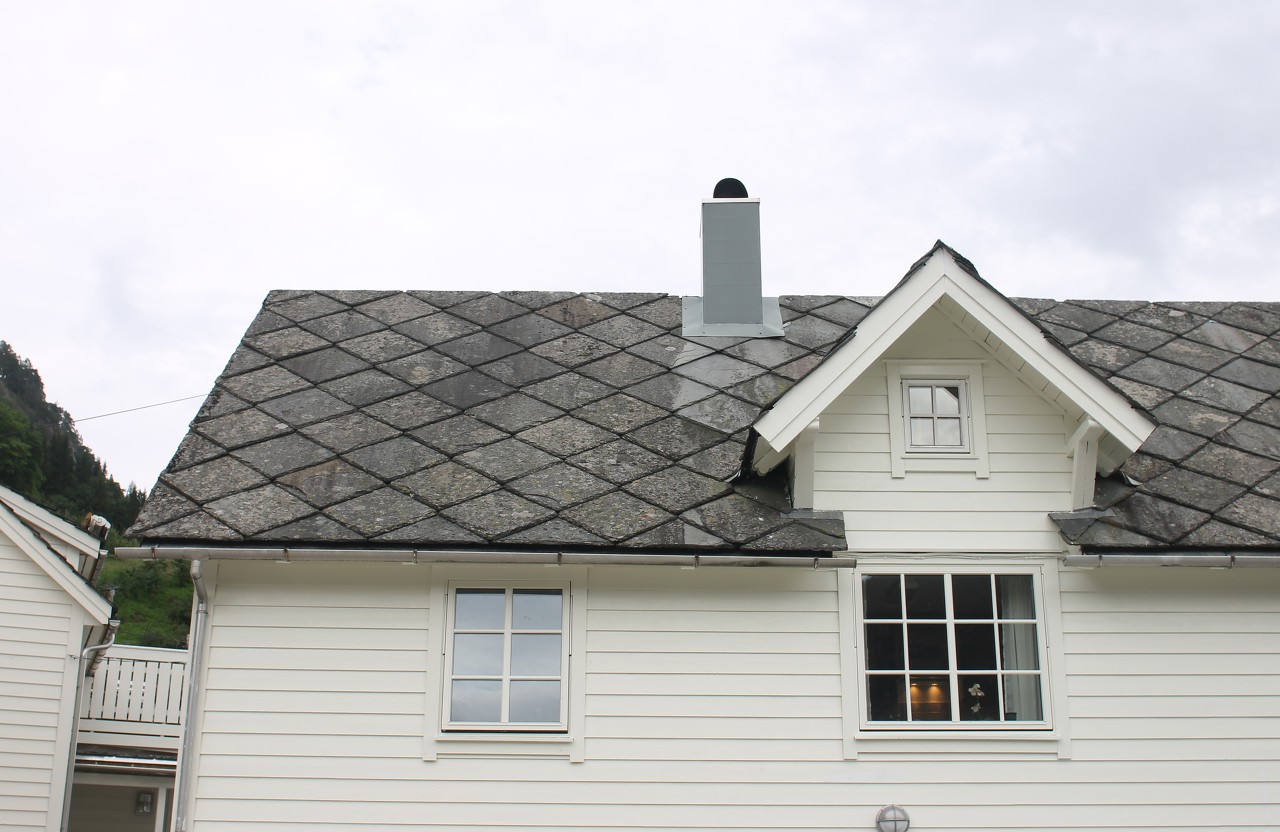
[1063,550,1280,568]
[115,545,859,569]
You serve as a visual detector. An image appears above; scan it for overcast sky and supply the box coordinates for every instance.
[2,2,1278,493]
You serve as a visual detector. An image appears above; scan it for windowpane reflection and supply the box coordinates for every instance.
[510,681,561,723]
[451,680,501,723]
[453,633,503,676]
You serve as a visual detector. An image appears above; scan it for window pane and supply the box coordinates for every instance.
[453,633,503,676]
[935,418,962,446]
[862,575,901,618]
[907,623,948,669]
[904,575,945,618]
[955,624,997,669]
[907,386,932,414]
[867,675,906,721]
[951,574,993,619]
[510,634,561,676]
[1003,675,1043,721]
[512,590,562,630]
[1000,624,1040,670]
[509,681,561,723]
[997,575,1036,618]
[455,589,505,629]
[959,674,998,721]
[935,386,961,415]
[909,417,934,446]
[865,624,904,670]
[451,680,501,722]
[909,675,951,720]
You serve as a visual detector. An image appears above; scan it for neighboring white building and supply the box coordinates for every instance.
[125,184,1280,831]
[0,484,112,832]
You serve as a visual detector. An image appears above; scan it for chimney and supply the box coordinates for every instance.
[682,178,784,337]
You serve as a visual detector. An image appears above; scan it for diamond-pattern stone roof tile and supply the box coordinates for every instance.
[131,286,1280,555]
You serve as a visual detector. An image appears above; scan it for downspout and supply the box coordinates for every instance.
[60,619,119,832]
[174,559,209,832]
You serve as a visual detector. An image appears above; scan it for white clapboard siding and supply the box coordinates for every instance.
[0,538,75,832]
[185,559,1280,831]
[814,308,1074,553]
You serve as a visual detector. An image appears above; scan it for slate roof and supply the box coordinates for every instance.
[130,291,851,552]
[130,285,1280,552]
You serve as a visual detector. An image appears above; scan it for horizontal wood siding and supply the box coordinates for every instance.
[188,561,1280,831]
[1060,567,1280,765]
[814,308,1073,552]
[0,536,75,832]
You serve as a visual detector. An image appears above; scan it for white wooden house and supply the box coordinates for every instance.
[0,483,112,832]
[124,182,1280,831]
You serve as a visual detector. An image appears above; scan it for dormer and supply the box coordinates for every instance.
[752,243,1157,553]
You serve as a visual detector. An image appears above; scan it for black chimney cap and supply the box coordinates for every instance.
[713,178,749,198]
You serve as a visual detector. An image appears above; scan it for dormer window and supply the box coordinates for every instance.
[886,361,990,478]
[905,381,968,451]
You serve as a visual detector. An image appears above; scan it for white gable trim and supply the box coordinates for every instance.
[0,483,102,558]
[754,247,1155,467]
[0,489,111,622]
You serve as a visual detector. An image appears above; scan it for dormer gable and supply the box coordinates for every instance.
[753,243,1157,515]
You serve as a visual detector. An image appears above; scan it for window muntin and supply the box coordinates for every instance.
[904,380,968,451]
[445,587,568,731]
[861,572,1045,726]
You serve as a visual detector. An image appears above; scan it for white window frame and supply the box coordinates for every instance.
[903,379,970,452]
[442,584,569,732]
[424,566,588,762]
[852,564,1052,733]
[886,361,990,478]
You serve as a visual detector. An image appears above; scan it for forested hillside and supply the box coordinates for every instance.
[0,341,145,530]
[0,340,191,646]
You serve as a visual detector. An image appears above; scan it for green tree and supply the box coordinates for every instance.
[0,402,43,493]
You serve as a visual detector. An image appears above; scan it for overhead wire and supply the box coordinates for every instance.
[75,394,206,422]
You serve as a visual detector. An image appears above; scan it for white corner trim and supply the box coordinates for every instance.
[755,248,1155,457]
[0,500,111,622]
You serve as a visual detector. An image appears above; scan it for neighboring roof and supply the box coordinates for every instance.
[129,254,1280,552]
[0,484,112,622]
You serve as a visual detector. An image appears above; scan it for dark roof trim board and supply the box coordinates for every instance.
[129,245,1280,552]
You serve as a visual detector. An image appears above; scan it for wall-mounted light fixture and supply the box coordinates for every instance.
[135,791,154,816]
[876,804,909,832]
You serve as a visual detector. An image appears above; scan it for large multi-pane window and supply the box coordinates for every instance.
[444,587,568,731]
[861,572,1045,726]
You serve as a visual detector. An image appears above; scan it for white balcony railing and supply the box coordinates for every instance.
[78,645,187,751]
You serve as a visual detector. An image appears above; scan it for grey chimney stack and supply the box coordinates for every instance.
[683,178,784,337]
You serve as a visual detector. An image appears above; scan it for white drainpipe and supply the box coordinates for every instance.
[174,560,209,832]
[61,620,118,832]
